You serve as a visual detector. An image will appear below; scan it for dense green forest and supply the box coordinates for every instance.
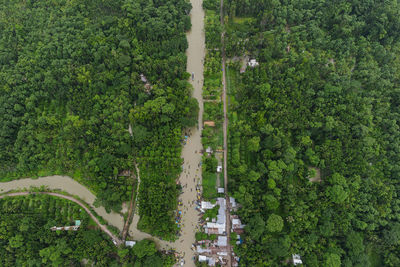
[0,194,173,266]
[220,0,400,266]
[0,0,196,238]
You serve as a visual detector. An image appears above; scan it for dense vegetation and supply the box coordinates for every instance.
[0,0,196,237]
[221,0,400,266]
[200,1,224,201]
[0,194,173,266]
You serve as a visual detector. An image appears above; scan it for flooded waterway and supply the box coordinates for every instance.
[0,176,125,231]
[172,0,206,264]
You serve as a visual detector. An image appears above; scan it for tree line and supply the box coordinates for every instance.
[0,0,197,238]
[0,194,173,266]
[222,0,400,266]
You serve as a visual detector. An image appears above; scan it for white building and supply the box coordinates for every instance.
[140,74,148,83]
[208,258,216,266]
[205,198,226,234]
[248,59,259,67]
[197,246,211,253]
[201,201,216,210]
[217,236,227,247]
[230,197,237,209]
[293,254,303,265]
[125,241,136,247]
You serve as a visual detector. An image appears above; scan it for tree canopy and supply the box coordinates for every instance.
[0,0,196,238]
[221,0,400,265]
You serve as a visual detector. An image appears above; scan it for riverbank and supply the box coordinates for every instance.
[0,191,123,245]
[0,176,125,231]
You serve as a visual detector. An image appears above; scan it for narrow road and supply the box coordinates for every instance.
[0,191,123,246]
[121,191,135,240]
[220,0,233,265]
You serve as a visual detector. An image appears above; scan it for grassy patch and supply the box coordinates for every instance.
[202,205,219,220]
[219,172,224,188]
[232,16,256,24]
[204,102,223,122]
[217,126,224,148]
[202,125,223,150]
[367,244,383,267]
[202,172,217,200]
[203,72,222,99]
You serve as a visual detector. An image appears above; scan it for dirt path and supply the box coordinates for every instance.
[121,172,136,240]
[0,191,123,246]
[127,164,171,248]
[220,0,233,265]
[0,176,125,231]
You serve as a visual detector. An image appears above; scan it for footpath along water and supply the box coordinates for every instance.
[0,176,125,231]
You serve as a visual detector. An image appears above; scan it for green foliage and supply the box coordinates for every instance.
[203,205,219,220]
[245,214,265,240]
[267,235,291,258]
[222,0,400,265]
[326,185,348,204]
[132,239,157,259]
[262,194,279,211]
[247,136,260,152]
[0,195,117,265]
[203,0,219,11]
[325,253,341,267]
[266,214,284,233]
[0,0,196,238]
[0,195,172,265]
[202,172,218,200]
[383,223,400,247]
[195,232,217,241]
[202,154,219,200]
[204,156,218,173]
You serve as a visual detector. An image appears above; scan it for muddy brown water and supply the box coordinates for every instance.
[0,176,125,231]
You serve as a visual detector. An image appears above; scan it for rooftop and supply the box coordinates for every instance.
[217,236,227,247]
[293,254,303,265]
[125,241,136,247]
[230,197,237,208]
[204,121,216,127]
[140,74,148,83]
[248,59,259,67]
[201,201,216,210]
